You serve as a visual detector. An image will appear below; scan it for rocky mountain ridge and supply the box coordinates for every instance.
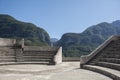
[57,20,120,57]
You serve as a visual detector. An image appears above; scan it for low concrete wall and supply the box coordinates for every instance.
[62,57,80,62]
[0,38,16,47]
[54,47,62,64]
[16,38,24,48]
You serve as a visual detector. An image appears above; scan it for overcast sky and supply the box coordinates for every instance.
[0,0,120,39]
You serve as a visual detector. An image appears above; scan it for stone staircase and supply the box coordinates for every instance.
[83,65,120,80]
[23,50,57,65]
[0,46,61,65]
[0,47,16,62]
[0,38,62,65]
[80,35,120,80]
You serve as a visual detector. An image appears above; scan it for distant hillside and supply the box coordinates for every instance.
[50,38,58,46]
[50,38,58,43]
[0,14,50,46]
[57,20,120,57]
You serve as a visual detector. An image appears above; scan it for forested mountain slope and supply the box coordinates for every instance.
[0,14,50,46]
[57,20,120,57]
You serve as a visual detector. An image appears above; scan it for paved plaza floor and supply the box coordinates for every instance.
[0,62,112,80]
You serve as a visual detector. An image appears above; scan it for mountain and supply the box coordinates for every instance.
[50,38,58,43]
[57,21,120,57]
[50,38,58,47]
[1,14,120,57]
[0,14,50,46]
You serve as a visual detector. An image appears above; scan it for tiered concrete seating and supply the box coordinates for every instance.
[0,38,62,65]
[23,46,58,64]
[83,65,120,80]
[80,35,120,80]
[0,47,16,62]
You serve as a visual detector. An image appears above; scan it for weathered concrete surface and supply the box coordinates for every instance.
[0,38,61,65]
[0,62,112,80]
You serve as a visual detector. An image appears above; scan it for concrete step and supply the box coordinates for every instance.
[23,58,52,62]
[0,56,15,58]
[99,54,120,58]
[99,58,120,64]
[107,55,120,58]
[24,51,57,54]
[90,56,120,64]
[0,51,15,56]
[0,62,51,65]
[23,56,53,59]
[105,52,120,55]
[82,65,120,80]
[22,61,54,65]
[0,54,15,56]
[23,53,54,56]
[0,56,16,61]
[0,59,16,62]
[96,62,120,71]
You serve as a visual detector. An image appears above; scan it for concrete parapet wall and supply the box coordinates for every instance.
[62,57,80,62]
[0,38,16,47]
[54,47,62,64]
[16,38,24,48]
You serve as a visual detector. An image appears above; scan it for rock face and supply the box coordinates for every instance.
[0,14,50,46]
[57,21,120,57]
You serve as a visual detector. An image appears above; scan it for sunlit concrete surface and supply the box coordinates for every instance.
[0,62,112,80]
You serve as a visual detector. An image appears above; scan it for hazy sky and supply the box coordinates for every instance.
[0,0,120,39]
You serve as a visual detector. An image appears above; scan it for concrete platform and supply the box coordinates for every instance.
[0,62,112,80]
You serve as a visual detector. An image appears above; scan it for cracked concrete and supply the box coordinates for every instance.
[0,62,112,80]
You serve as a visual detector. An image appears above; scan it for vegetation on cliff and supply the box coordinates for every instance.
[0,14,50,46]
[57,21,120,57]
